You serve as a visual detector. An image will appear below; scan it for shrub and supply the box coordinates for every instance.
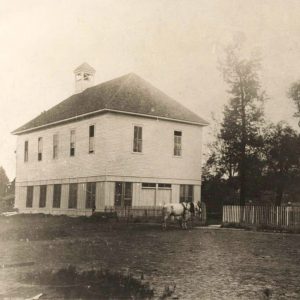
[21,265,154,299]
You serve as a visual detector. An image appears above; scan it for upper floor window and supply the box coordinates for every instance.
[174,131,182,156]
[70,130,76,156]
[133,126,142,153]
[89,125,95,153]
[53,134,59,159]
[24,141,29,162]
[38,137,43,161]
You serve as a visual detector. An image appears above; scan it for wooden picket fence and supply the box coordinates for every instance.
[104,206,163,218]
[105,203,207,224]
[223,205,300,230]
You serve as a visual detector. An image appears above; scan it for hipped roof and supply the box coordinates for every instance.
[13,73,208,134]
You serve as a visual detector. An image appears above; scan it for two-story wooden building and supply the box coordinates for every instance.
[13,63,208,215]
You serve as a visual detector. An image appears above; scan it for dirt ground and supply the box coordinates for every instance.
[0,215,299,299]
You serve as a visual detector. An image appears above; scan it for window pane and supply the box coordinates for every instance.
[68,183,78,208]
[89,125,94,137]
[53,134,58,159]
[70,130,76,156]
[137,126,142,139]
[53,184,61,208]
[38,137,43,161]
[114,182,122,206]
[124,183,132,207]
[133,126,142,152]
[26,186,33,207]
[114,182,132,207]
[86,182,96,209]
[142,183,156,188]
[174,131,182,156]
[89,136,94,153]
[39,185,47,208]
[180,185,193,202]
[158,183,171,189]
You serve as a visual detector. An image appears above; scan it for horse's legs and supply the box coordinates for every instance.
[162,215,167,230]
[179,218,183,229]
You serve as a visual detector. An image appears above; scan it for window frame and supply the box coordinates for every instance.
[114,182,132,207]
[26,186,33,208]
[88,125,95,154]
[86,182,96,209]
[174,130,182,157]
[142,182,156,189]
[133,125,143,153]
[24,140,29,162]
[158,183,172,189]
[53,184,61,208]
[38,137,43,161]
[180,185,194,203]
[68,183,78,209]
[70,129,76,157]
[39,185,47,208]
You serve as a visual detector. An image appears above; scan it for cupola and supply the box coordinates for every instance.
[74,63,96,93]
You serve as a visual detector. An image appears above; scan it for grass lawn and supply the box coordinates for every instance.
[0,214,299,299]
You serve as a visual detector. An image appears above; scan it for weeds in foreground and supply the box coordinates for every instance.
[20,265,154,299]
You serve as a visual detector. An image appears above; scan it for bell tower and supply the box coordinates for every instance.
[74,63,96,93]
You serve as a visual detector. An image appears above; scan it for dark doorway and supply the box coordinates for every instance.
[114,182,132,207]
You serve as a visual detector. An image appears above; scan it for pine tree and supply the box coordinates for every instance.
[219,44,266,205]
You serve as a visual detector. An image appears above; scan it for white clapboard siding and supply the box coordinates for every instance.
[171,184,180,204]
[61,184,69,210]
[77,183,86,210]
[16,113,203,184]
[140,188,156,206]
[96,182,105,210]
[156,189,171,205]
[46,184,53,210]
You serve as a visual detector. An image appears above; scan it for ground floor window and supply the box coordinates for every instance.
[53,184,61,208]
[142,183,156,189]
[158,183,171,189]
[39,185,47,208]
[180,185,193,203]
[26,186,33,208]
[68,183,78,208]
[86,182,96,209]
[115,182,132,207]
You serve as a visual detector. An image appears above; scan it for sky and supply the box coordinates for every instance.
[0,0,300,180]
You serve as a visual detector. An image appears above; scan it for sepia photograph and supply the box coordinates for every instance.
[0,0,299,299]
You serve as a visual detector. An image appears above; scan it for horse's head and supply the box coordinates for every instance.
[194,201,202,217]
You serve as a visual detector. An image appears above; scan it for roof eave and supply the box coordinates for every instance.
[12,109,209,135]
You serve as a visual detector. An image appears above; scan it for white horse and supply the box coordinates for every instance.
[162,201,202,230]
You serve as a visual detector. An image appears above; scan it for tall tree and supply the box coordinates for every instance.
[219,44,266,205]
[262,122,300,205]
[0,166,9,197]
